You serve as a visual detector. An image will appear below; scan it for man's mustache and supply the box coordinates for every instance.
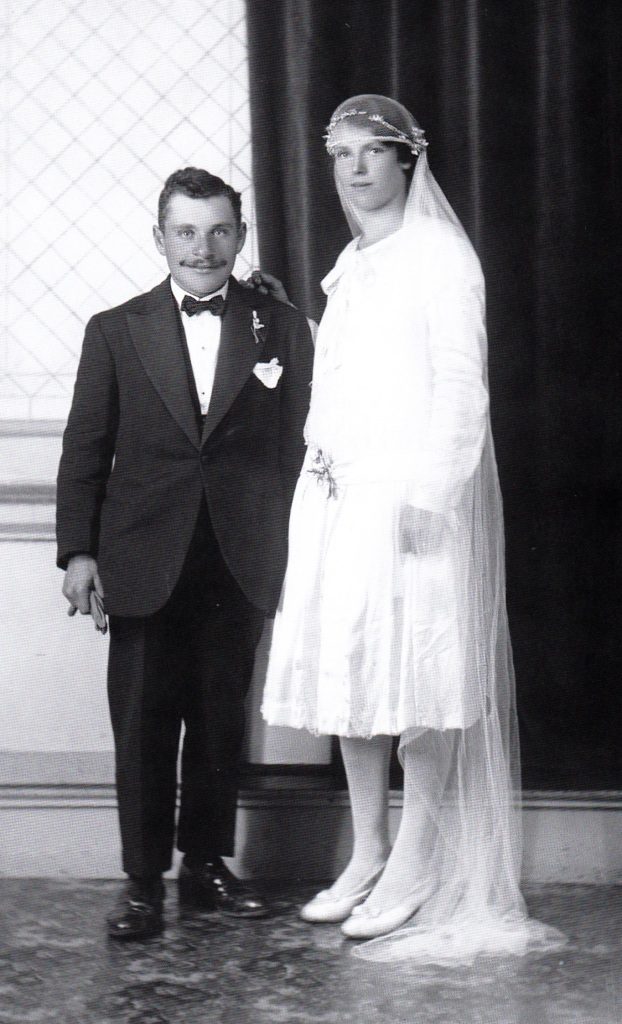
[181,258,228,269]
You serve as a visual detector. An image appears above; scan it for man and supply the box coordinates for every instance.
[56,167,314,940]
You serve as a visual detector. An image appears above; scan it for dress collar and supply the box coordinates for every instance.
[321,224,412,295]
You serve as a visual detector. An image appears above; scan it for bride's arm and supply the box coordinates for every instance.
[408,241,489,514]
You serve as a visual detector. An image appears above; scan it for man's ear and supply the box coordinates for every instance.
[236,221,247,255]
[153,224,165,256]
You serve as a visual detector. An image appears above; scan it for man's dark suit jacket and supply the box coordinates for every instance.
[56,276,314,617]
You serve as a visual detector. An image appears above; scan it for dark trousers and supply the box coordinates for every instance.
[107,501,264,877]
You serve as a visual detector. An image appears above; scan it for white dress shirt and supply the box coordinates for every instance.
[170,278,229,415]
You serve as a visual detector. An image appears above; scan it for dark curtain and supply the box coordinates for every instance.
[246,0,622,789]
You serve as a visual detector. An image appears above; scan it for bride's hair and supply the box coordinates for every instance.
[387,142,417,185]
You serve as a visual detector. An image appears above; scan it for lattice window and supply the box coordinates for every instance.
[2,0,256,420]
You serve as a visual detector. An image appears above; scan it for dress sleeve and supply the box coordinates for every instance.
[409,241,489,513]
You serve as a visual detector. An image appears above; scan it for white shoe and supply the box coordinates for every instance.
[300,866,385,924]
[340,879,436,939]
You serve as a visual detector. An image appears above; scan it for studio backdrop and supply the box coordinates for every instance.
[246,0,622,789]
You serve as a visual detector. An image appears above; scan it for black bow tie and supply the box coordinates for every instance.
[181,294,226,317]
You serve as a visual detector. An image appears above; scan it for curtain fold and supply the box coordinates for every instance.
[246,0,622,788]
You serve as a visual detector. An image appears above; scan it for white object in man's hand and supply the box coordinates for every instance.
[89,590,108,634]
[63,554,107,633]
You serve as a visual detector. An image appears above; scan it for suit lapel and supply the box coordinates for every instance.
[127,279,201,450]
[201,279,269,444]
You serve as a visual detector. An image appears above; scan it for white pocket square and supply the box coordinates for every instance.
[253,357,283,389]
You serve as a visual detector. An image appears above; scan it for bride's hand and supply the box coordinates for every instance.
[400,507,447,556]
[241,270,291,305]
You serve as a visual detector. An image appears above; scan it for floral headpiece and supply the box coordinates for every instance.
[324,109,428,156]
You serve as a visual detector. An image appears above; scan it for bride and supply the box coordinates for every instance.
[260,94,564,963]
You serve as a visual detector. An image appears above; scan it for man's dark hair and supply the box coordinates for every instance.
[158,167,242,229]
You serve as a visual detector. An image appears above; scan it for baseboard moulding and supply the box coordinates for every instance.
[2,753,621,883]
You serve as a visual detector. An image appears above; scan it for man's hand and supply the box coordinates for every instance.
[63,554,104,617]
[241,270,291,305]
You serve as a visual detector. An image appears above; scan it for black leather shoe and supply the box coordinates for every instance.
[178,857,268,918]
[107,877,164,941]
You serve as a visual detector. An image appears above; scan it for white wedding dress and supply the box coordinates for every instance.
[262,216,489,740]
[262,135,565,963]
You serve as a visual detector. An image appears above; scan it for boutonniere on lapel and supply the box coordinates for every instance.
[251,309,265,345]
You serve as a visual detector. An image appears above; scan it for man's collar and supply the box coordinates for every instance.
[170,276,229,309]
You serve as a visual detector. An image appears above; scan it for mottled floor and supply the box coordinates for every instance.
[0,881,620,1024]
